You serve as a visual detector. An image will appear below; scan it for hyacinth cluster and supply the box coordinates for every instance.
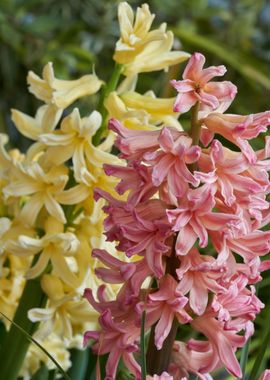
[0,62,119,377]
[83,52,270,379]
[0,2,190,378]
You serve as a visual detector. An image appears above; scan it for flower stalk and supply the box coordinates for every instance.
[147,318,179,375]
[93,63,123,145]
[146,100,201,374]
[146,238,179,375]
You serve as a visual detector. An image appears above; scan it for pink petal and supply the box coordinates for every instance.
[199,65,227,85]
[170,79,194,92]
[155,306,174,350]
[189,282,209,315]
[183,52,206,81]
[173,92,197,113]
[175,224,197,255]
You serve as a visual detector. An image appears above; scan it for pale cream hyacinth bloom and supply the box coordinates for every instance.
[19,333,71,380]
[28,274,99,342]
[113,2,189,75]
[11,104,62,141]
[39,109,121,186]
[27,62,103,109]
[8,217,80,288]
[0,217,34,275]
[0,142,90,225]
[10,62,103,154]
[105,91,182,130]
[0,217,33,326]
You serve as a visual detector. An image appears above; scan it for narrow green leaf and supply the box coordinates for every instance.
[0,312,71,380]
[249,322,270,379]
[67,348,89,380]
[0,321,7,349]
[239,338,250,380]
[0,270,47,380]
[31,364,49,380]
[83,348,96,380]
[48,369,57,380]
[140,310,147,380]
[89,354,108,380]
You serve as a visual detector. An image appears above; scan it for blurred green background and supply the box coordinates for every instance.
[1,0,270,149]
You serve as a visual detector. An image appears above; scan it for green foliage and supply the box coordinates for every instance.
[67,349,89,380]
[0,312,71,380]
[140,310,147,380]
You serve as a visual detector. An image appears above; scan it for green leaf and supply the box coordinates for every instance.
[172,28,270,90]
[249,316,270,379]
[0,312,71,380]
[239,338,250,380]
[140,310,147,380]
[67,348,89,380]
[31,364,49,380]
[88,354,108,380]
[48,369,57,380]
[0,268,47,380]
[0,321,7,350]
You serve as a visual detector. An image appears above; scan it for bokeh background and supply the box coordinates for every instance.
[1,0,270,149]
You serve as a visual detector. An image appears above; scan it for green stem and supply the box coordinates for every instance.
[146,239,179,375]
[146,103,202,374]
[146,318,178,376]
[93,63,123,146]
[0,273,47,380]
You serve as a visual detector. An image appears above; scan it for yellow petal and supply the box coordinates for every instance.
[133,3,154,37]
[52,74,103,108]
[27,64,53,103]
[26,251,50,279]
[123,31,190,76]
[121,91,176,117]
[44,217,64,235]
[28,307,55,322]
[19,194,44,225]
[41,274,64,300]
[40,104,62,133]
[44,193,66,224]
[105,91,127,120]
[51,252,79,288]
[27,62,103,109]
[118,2,134,41]
[39,131,75,146]
[11,109,40,141]
[56,184,90,205]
